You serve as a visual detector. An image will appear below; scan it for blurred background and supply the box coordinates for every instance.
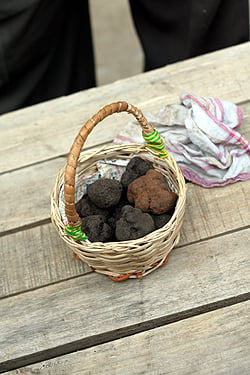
[90,0,250,87]
[90,0,143,86]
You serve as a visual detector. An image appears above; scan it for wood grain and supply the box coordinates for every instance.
[0,177,249,296]
[1,157,249,237]
[4,301,249,375]
[0,228,249,369]
[1,42,250,375]
[0,42,250,174]
[0,99,249,234]
[0,156,66,234]
[1,97,249,234]
[0,223,90,298]
[179,180,250,246]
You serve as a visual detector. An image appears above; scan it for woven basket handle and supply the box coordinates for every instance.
[64,101,163,228]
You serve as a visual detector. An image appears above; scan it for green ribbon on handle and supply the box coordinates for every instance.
[143,129,168,158]
[65,222,88,241]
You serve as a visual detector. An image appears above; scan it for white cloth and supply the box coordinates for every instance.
[114,94,250,187]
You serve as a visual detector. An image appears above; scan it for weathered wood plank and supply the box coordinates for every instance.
[4,301,249,375]
[179,180,250,245]
[1,96,249,234]
[0,98,249,234]
[0,177,249,296]
[1,152,249,238]
[0,156,66,234]
[241,101,250,140]
[0,228,249,369]
[0,223,90,298]
[1,42,250,173]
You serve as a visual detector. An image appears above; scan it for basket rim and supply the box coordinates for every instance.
[51,142,186,248]
[50,142,186,278]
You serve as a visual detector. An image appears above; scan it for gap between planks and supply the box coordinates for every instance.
[0,101,249,235]
[1,293,249,373]
[0,99,249,178]
[0,141,111,177]
[0,223,249,301]
[1,40,250,175]
[1,182,249,297]
[5,300,249,375]
[0,227,249,369]
[0,223,250,301]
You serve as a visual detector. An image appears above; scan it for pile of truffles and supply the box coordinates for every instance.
[76,157,177,242]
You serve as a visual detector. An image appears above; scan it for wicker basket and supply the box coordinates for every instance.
[51,101,186,281]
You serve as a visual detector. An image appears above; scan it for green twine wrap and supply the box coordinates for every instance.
[143,129,168,158]
[65,223,88,241]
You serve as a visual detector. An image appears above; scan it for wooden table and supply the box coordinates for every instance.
[0,42,249,374]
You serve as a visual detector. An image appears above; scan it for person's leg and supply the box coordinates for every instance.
[189,0,249,56]
[129,0,249,71]
[0,0,95,115]
[129,0,192,71]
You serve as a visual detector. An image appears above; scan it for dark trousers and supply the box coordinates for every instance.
[0,0,95,114]
[129,0,249,71]
[0,0,249,115]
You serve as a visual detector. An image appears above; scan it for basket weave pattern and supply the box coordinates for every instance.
[51,102,186,279]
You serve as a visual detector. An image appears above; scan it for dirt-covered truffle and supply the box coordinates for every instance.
[127,169,178,214]
[107,216,116,231]
[88,178,123,209]
[76,195,110,219]
[81,215,113,242]
[115,205,155,241]
[151,213,172,229]
[109,191,130,220]
[121,157,153,188]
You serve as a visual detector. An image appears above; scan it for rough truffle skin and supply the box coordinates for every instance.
[81,215,113,242]
[109,191,130,220]
[76,195,110,219]
[88,178,123,209]
[151,213,172,229]
[127,169,178,214]
[115,205,155,241]
[121,157,153,188]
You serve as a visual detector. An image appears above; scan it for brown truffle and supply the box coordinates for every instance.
[127,169,177,214]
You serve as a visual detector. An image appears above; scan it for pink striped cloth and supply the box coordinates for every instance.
[114,94,250,187]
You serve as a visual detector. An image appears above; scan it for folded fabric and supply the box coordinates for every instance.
[113,94,250,187]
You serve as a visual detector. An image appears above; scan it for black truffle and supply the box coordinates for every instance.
[81,215,113,242]
[76,197,84,216]
[151,213,172,229]
[107,216,116,231]
[88,178,123,209]
[115,205,155,241]
[109,191,130,220]
[121,157,153,188]
[76,195,109,219]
